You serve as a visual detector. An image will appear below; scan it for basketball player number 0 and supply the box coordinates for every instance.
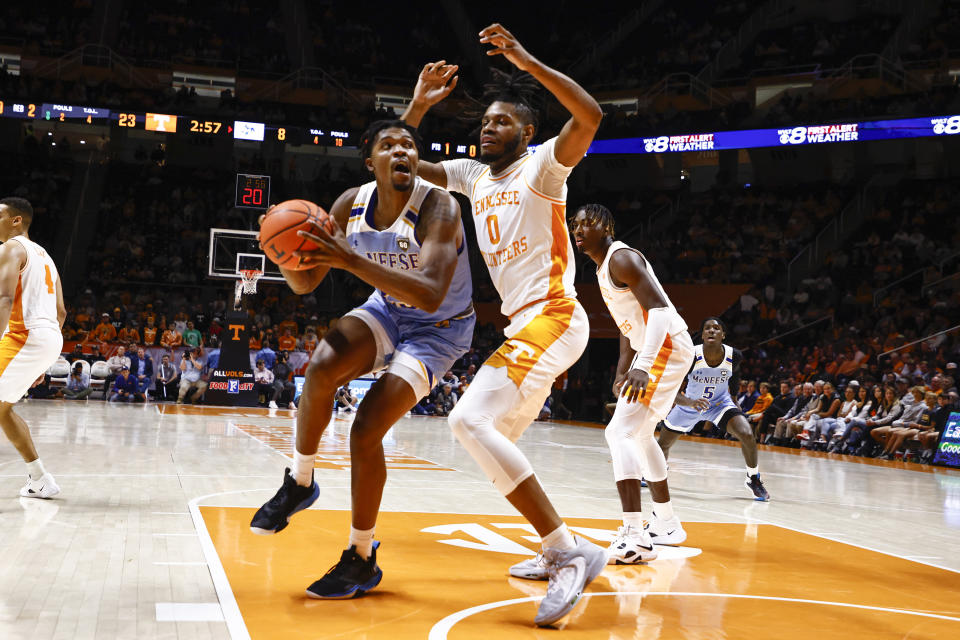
[44,265,55,294]
[485,215,500,244]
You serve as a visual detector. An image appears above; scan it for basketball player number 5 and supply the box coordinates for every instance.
[485,215,500,244]
[44,265,55,294]
[702,386,715,399]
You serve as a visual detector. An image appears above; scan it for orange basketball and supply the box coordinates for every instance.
[259,199,336,270]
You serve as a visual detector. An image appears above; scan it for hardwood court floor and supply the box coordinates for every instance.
[1,399,958,639]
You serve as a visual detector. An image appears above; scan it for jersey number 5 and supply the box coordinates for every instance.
[485,215,500,244]
[702,386,716,400]
[44,264,55,294]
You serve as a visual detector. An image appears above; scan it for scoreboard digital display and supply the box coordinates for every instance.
[235,174,270,209]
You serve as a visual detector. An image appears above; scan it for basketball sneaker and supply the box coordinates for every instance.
[249,468,319,535]
[745,474,770,501]
[644,514,687,545]
[607,524,657,564]
[19,472,60,499]
[306,541,383,599]
[534,537,607,627]
[509,552,548,580]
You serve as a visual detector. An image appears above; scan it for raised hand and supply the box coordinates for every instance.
[478,23,536,71]
[413,60,459,107]
[293,217,355,271]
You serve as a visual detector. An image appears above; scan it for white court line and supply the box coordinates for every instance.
[152,512,190,515]
[156,602,224,622]
[427,591,960,639]
[153,533,198,537]
[681,504,960,575]
[154,562,208,566]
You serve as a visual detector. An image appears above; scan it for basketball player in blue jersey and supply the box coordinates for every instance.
[249,120,475,599]
[658,317,770,502]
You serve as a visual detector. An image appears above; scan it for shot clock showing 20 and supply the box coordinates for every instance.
[235,174,271,209]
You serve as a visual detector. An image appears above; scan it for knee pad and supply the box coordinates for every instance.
[638,435,668,482]
[448,402,533,495]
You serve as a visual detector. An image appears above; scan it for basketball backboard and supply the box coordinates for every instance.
[208,228,285,282]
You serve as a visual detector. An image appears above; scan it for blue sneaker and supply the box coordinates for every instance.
[250,468,319,535]
[745,474,770,501]
[306,541,383,599]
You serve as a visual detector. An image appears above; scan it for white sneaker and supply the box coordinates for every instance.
[509,552,548,580]
[19,472,60,499]
[645,514,687,545]
[268,400,278,409]
[607,524,657,564]
[534,537,607,626]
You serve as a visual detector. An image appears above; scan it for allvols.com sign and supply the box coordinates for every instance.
[205,310,259,407]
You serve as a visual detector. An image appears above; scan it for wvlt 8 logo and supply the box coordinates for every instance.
[643,136,670,153]
[778,127,807,145]
[932,116,960,135]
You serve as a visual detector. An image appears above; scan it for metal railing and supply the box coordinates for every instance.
[872,249,960,305]
[30,44,153,88]
[639,72,735,107]
[826,54,928,93]
[786,192,862,291]
[878,324,960,359]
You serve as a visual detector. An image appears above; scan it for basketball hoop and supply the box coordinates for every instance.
[234,269,262,309]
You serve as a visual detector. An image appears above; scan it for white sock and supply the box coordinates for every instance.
[349,526,376,560]
[623,511,643,530]
[541,523,577,551]
[653,500,674,521]
[746,465,759,477]
[26,458,45,479]
[292,451,315,487]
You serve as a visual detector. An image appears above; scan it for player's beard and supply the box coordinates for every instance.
[480,130,523,164]
[391,177,413,191]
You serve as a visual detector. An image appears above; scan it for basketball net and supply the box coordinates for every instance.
[234,269,262,310]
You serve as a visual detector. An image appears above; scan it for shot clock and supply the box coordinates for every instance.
[235,174,271,209]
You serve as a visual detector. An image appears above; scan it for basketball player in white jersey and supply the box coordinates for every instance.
[403,25,606,626]
[0,198,65,498]
[571,204,693,561]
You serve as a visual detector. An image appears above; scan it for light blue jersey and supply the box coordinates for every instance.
[664,344,742,433]
[347,177,472,323]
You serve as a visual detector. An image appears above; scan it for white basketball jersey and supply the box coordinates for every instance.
[5,236,60,333]
[441,137,577,318]
[596,240,687,351]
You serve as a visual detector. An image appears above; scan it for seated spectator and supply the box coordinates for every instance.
[334,384,357,413]
[302,328,319,353]
[869,386,926,458]
[253,359,275,406]
[110,367,136,402]
[106,345,131,389]
[738,380,760,412]
[177,347,207,404]
[128,346,154,401]
[270,352,297,409]
[854,386,904,456]
[118,321,140,345]
[440,370,459,392]
[155,353,179,401]
[278,328,297,352]
[820,382,860,447]
[830,384,875,453]
[93,312,117,344]
[434,383,457,416]
[62,362,93,400]
[66,343,86,363]
[411,394,436,415]
[745,381,774,432]
[772,381,822,445]
[878,390,939,460]
[86,344,105,365]
[142,317,159,346]
[182,321,202,348]
[28,373,58,399]
[754,381,795,440]
[161,325,183,349]
[802,381,841,447]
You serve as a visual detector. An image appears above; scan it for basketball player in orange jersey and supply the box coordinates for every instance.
[403,24,606,626]
[571,204,693,560]
[0,198,66,498]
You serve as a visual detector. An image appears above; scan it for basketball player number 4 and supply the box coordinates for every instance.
[44,265,55,294]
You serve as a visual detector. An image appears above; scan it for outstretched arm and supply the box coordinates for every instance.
[401,61,459,187]
[479,23,602,167]
[293,189,462,313]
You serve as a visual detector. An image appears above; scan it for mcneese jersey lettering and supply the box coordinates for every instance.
[4,236,60,333]
[441,137,577,318]
[346,176,472,322]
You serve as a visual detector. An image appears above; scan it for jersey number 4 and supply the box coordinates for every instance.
[44,264,55,294]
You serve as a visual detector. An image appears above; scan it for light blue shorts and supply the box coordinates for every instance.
[346,292,475,398]
[664,400,742,434]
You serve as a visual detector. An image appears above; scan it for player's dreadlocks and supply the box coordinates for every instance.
[463,68,541,133]
[572,203,615,237]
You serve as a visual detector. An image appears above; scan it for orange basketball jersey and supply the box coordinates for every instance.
[4,236,60,334]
